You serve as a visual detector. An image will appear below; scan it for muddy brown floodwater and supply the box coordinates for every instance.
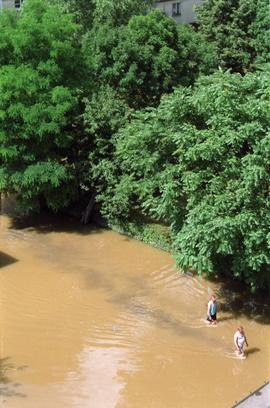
[0,201,269,408]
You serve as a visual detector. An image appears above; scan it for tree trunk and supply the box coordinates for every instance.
[81,193,96,224]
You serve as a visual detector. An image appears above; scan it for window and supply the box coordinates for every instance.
[14,0,23,10]
[172,2,181,16]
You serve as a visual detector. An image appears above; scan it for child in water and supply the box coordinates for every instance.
[234,326,248,358]
[206,295,218,324]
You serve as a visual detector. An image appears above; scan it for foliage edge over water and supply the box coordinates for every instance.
[0,0,269,291]
[97,69,270,292]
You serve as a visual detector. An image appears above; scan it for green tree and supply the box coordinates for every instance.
[249,0,270,66]
[83,9,215,108]
[171,69,270,291]
[95,105,183,224]
[176,24,217,85]
[0,0,84,211]
[82,86,131,193]
[197,0,270,72]
[0,11,18,67]
[93,0,153,26]
[98,68,270,291]
[55,0,153,33]
[55,0,95,32]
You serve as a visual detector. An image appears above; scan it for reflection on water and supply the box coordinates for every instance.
[0,203,269,407]
[0,357,27,401]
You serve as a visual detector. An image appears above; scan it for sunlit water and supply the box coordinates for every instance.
[0,198,269,407]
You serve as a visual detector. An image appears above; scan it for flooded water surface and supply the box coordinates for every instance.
[0,204,269,407]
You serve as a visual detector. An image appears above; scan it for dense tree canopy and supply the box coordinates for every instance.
[83,9,215,108]
[93,0,154,26]
[82,86,131,192]
[55,0,153,32]
[56,0,95,31]
[96,69,270,291]
[0,0,269,290]
[0,0,83,211]
[197,0,270,72]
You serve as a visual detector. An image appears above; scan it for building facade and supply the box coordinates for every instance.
[0,0,23,10]
[155,0,203,24]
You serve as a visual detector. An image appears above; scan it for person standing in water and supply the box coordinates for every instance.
[206,295,218,324]
[234,326,248,357]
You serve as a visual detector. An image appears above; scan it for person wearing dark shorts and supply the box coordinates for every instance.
[206,295,217,324]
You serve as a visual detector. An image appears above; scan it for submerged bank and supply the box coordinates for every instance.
[0,208,270,407]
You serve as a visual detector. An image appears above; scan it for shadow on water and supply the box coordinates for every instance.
[245,347,260,356]
[216,315,235,323]
[209,276,270,325]
[4,199,270,330]
[108,293,212,343]
[0,252,18,268]
[0,357,26,400]
[7,210,104,236]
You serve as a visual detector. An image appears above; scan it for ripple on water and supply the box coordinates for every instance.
[87,313,144,351]
[150,265,176,287]
[150,265,206,298]
[1,211,270,408]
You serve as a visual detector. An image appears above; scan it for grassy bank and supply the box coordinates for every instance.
[107,215,172,252]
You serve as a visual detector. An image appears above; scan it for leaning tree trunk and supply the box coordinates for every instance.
[81,193,96,224]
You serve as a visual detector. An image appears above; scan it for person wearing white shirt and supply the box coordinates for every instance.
[234,326,248,357]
